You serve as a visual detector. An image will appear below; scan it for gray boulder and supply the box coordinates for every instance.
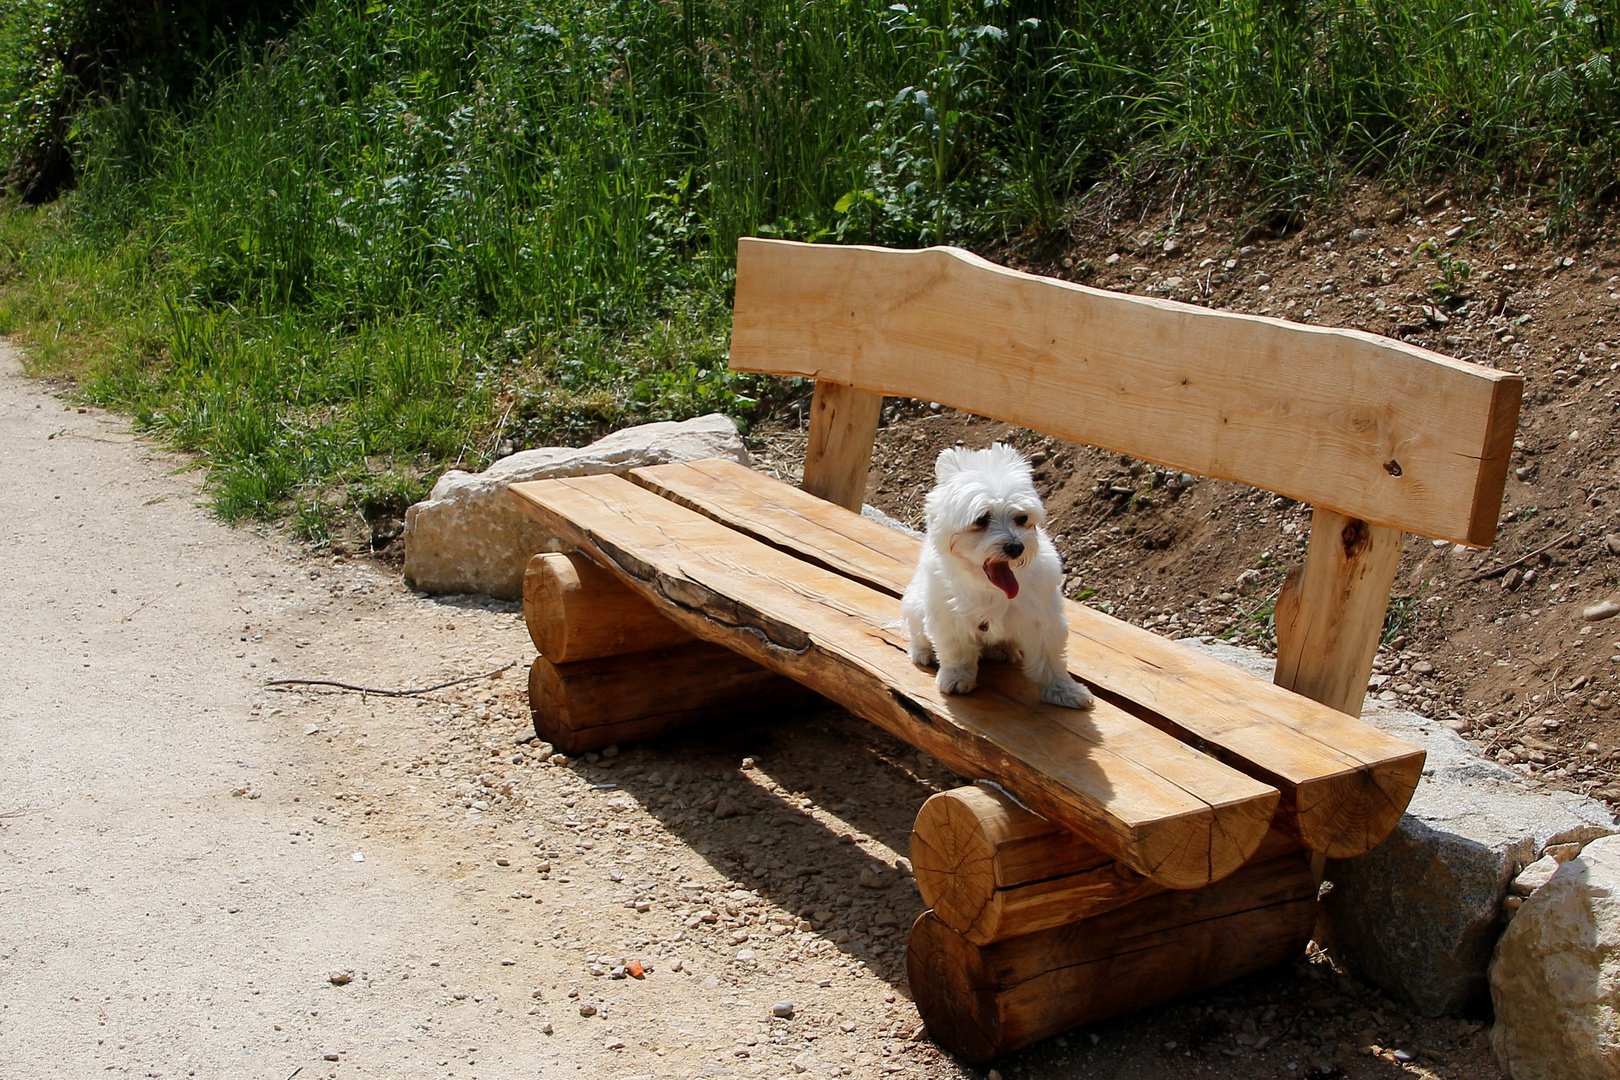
[1321,714,1612,1017]
[402,414,749,599]
[1490,834,1620,1079]
[1176,636,1616,1017]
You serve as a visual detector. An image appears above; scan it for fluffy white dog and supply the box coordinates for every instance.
[901,443,1094,709]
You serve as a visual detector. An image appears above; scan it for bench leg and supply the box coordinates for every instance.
[1274,507,1405,716]
[522,550,821,753]
[910,784,1300,947]
[802,380,883,512]
[528,642,820,754]
[523,552,693,661]
[906,850,1318,1065]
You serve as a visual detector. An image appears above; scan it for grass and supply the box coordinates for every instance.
[3,0,1620,529]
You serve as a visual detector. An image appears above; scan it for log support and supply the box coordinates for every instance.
[907,850,1318,1064]
[1274,507,1406,716]
[523,552,692,661]
[802,380,883,512]
[522,551,818,753]
[911,784,1300,946]
[529,643,817,754]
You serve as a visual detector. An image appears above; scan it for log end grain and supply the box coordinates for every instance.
[1294,748,1426,859]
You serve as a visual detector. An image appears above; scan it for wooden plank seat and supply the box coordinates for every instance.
[507,237,1523,1062]
[631,457,1425,859]
[509,471,1279,891]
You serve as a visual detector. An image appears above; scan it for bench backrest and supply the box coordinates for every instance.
[728,237,1525,717]
[730,237,1520,547]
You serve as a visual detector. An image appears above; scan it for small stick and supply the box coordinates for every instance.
[1464,531,1574,583]
[264,662,517,698]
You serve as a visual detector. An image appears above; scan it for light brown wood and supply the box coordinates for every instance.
[522,552,693,661]
[911,784,1158,945]
[910,784,1303,945]
[528,642,818,754]
[630,458,1424,858]
[802,380,884,511]
[1274,508,1407,717]
[509,473,1278,890]
[906,851,1319,1064]
[731,238,1522,546]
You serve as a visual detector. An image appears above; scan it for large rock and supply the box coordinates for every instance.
[1321,718,1612,1017]
[1490,834,1620,1078]
[1176,637,1616,1017]
[403,414,748,599]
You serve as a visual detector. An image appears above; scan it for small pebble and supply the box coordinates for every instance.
[327,970,353,986]
[771,1000,795,1018]
[1392,1048,1416,1063]
[579,1002,597,1017]
[1584,599,1620,622]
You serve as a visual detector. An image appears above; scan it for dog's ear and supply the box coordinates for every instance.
[934,446,969,483]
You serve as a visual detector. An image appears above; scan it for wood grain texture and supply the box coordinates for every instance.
[528,642,816,754]
[509,474,1277,889]
[910,784,1303,945]
[630,458,1423,857]
[802,380,883,511]
[522,552,693,661]
[906,851,1319,1064]
[731,238,1521,546]
[1274,508,1407,718]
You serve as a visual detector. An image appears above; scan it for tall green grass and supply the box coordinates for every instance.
[2,0,1619,531]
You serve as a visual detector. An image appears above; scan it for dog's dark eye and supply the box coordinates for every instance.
[973,513,991,529]
[1013,514,1030,527]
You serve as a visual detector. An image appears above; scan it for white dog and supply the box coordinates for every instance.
[901,443,1094,709]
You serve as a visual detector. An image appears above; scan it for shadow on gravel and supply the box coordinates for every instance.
[545,704,963,993]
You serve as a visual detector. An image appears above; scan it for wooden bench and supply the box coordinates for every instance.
[508,238,1522,1063]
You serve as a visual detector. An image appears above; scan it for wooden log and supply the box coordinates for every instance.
[509,473,1279,890]
[802,380,883,512]
[1274,507,1406,717]
[906,851,1319,1064]
[631,458,1424,859]
[732,237,1521,546]
[911,785,1304,945]
[528,641,819,754]
[522,552,692,661]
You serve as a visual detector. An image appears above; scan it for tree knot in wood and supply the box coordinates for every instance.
[1383,459,1403,477]
[1340,517,1371,559]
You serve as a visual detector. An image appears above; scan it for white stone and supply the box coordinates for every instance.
[1511,855,1563,896]
[1490,834,1620,1080]
[402,414,749,598]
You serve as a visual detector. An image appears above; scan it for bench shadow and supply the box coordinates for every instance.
[546,702,963,993]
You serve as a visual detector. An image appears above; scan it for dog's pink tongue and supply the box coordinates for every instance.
[983,560,1019,599]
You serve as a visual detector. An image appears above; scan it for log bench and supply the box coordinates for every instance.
[508,238,1522,1063]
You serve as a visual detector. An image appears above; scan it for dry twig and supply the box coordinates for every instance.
[264,661,517,698]
[1464,530,1574,583]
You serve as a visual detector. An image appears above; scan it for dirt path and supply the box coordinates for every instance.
[0,341,967,1079]
[0,343,1500,1080]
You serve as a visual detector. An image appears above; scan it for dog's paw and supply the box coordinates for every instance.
[1040,677,1095,710]
[908,642,938,669]
[937,666,978,695]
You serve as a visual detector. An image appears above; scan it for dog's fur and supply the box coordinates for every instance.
[901,443,1094,709]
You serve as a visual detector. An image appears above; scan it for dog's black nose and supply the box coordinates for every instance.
[1002,540,1024,559]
